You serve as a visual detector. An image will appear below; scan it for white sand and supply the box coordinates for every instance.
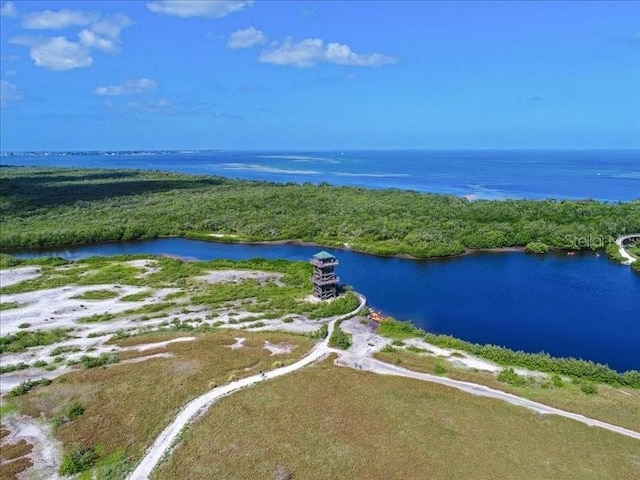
[227,337,245,349]
[1,413,63,480]
[0,266,42,287]
[263,341,294,355]
[197,270,283,285]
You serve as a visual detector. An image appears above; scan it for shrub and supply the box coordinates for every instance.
[378,319,425,340]
[433,362,447,375]
[80,353,117,369]
[497,368,531,387]
[329,321,352,350]
[525,241,549,254]
[0,362,29,374]
[53,400,85,428]
[310,324,328,340]
[551,374,564,387]
[580,382,598,395]
[59,445,98,475]
[7,378,52,397]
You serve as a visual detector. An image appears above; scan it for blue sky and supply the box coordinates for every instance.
[1,0,639,151]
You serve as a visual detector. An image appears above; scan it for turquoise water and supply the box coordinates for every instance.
[2,149,639,201]
[12,238,640,372]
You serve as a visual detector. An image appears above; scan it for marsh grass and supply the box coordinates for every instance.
[14,330,314,472]
[72,289,119,300]
[153,358,640,480]
[0,456,32,479]
[0,329,72,354]
[0,302,20,310]
[376,349,640,432]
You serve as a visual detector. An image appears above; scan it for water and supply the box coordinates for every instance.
[10,238,640,372]
[2,149,639,201]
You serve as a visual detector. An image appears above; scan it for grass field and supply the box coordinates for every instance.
[153,357,640,480]
[376,348,640,432]
[13,330,314,476]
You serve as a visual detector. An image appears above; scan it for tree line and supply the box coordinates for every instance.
[1,167,638,261]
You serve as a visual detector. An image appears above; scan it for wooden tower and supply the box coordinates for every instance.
[310,251,339,300]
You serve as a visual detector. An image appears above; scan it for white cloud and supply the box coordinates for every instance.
[10,11,131,71]
[227,26,267,49]
[0,1,17,17]
[22,9,99,30]
[95,78,158,96]
[10,35,93,71]
[1,80,22,107]
[259,37,398,68]
[146,0,252,18]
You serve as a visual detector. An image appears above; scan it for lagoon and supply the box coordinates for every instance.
[10,238,640,372]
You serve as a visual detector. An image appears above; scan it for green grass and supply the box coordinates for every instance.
[13,330,314,476]
[72,289,120,300]
[328,321,352,350]
[120,290,154,302]
[376,348,640,432]
[153,358,640,480]
[0,329,72,354]
[0,301,20,310]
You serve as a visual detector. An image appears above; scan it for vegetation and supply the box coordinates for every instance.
[378,319,640,388]
[328,321,352,350]
[7,378,52,397]
[1,168,638,259]
[13,330,314,476]
[53,400,86,428]
[78,353,118,369]
[72,289,119,300]
[0,301,20,310]
[375,348,640,432]
[524,241,549,254]
[153,358,640,480]
[60,444,99,475]
[0,362,29,374]
[497,368,533,387]
[0,329,72,354]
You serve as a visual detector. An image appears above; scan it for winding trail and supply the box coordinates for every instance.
[353,357,640,440]
[616,234,639,265]
[130,293,638,479]
[127,295,366,480]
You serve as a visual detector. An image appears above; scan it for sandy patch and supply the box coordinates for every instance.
[263,341,294,355]
[402,338,546,378]
[0,284,178,336]
[121,352,174,364]
[228,337,246,350]
[126,259,160,277]
[1,413,63,480]
[134,337,196,352]
[197,270,283,286]
[208,233,238,238]
[0,266,42,287]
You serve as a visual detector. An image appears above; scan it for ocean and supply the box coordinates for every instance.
[2,149,638,201]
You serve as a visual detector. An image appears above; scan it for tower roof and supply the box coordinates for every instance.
[312,251,335,260]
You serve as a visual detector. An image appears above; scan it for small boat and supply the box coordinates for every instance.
[567,251,576,256]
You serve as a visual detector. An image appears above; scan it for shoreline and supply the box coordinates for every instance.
[0,235,592,263]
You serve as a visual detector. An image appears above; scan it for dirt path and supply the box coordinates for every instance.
[616,234,639,265]
[335,319,640,441]
[126,295,366,480]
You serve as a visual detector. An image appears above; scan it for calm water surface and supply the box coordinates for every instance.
[2,149,639,201]
[11,238,640,372]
